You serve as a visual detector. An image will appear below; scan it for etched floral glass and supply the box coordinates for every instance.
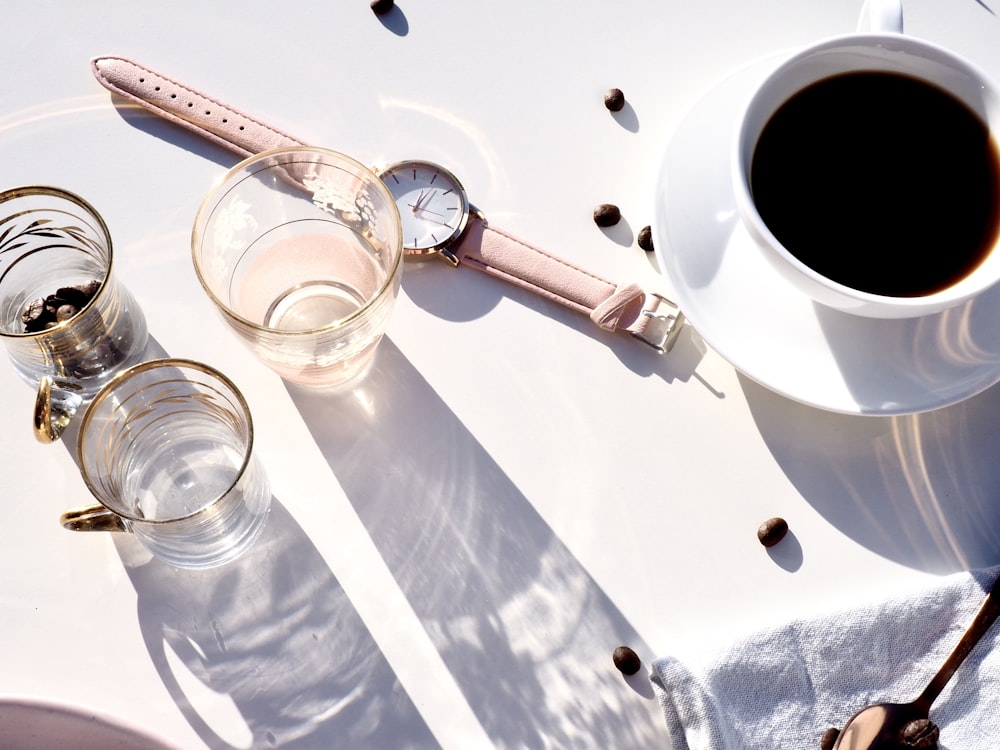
[191,147,403,388]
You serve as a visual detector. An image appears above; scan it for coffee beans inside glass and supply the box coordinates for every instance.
[0,187,148,429]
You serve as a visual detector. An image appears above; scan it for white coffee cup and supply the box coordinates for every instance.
[733,0,1000,318]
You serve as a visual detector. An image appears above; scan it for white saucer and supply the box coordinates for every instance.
[652,53,1000,416]
[0,696,184,749]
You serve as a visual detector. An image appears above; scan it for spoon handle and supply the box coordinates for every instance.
[916,574,1000,711]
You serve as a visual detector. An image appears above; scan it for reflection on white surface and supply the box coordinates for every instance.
[377,95,507,195]
[930,299,999,369]
[746,375,1000,572]
[0,95,107,135]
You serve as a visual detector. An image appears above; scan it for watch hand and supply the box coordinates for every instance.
[411,189,426,213]
[416,189,436,210]
[407,203,446,220]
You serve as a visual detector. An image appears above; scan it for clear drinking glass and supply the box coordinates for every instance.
[0,187,148,435]
[0,186,148,387]
[191,147,403,388]
[61,358,271,570]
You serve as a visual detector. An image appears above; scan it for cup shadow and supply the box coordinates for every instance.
[743,373,1000,573]
[283,337,664,749]
[811,287,1000,414]
[57,336,438,750]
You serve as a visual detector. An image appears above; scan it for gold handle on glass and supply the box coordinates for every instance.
[33,375,82,443]
[60,506,128,533]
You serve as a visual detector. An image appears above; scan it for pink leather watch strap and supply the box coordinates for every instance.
[92,55,683,351]
[455,220,680,347]
[91,55,304,158]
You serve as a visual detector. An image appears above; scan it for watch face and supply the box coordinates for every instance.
[379,161,470,255]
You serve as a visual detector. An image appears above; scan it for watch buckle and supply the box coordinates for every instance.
[631,293,685,354]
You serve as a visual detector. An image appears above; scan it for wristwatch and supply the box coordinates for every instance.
[90,55,684,352]
[374,160,472,266]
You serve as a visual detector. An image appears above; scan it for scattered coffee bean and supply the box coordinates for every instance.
[637,225,654,252]
[371,0,394,15]
[604,88,626,112]
[612,645,641,675]
[21,279,101,333]
[594,203,621,228]
[901,718,939,749]
[757,517,789,548]
[820,727,839,750]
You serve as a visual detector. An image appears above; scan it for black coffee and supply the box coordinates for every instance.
[750,71,1000,297]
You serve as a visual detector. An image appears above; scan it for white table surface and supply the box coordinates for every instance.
[2,1,1000,748]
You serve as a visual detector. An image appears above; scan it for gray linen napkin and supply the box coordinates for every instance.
[650,567,1000,749]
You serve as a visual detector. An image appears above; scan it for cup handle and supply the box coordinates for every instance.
[33,375,83,443]
[858,0,904,33]
[60,506,128,533]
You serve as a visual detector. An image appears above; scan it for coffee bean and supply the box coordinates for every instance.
[637,225,654,252]
[21,279,100,333]
[23,318,50,334]
[55,304,79,322]
[371,0,394,15]
[757,517,789,548]
[56,285,90,307]
[612,645,641,675]
[23,297,58,333]
[594,203,621,228]
[76,279,101,298]
[901,718,939,748]
[604,88,626,112]
[820,727,839,750]
[21,297,46,326]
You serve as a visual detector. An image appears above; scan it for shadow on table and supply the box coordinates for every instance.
[400,259,714,394]
[116,498,438,750]
[116,499,437,750]
[744,374,1000,574]
[110,99,244,169]
[284,337,665,750]
[57,337,438,749]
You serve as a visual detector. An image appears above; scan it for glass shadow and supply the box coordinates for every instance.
[116,498,438,750]
[284,337,663,749]
[59,337,437,750]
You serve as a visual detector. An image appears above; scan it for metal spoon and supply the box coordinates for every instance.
[832,574,1000,749]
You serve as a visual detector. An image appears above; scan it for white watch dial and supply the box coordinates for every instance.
[380,161,470,254]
